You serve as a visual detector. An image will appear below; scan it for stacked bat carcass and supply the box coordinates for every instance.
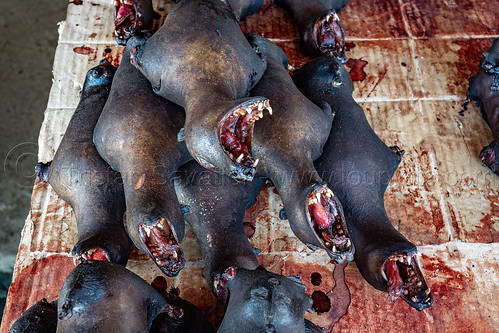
[11,0,435,332]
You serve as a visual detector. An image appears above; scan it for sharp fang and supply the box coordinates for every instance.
[246,108,252,114]
[252,159,259,167]
[332,245,337,252]
[266,106,273,115]
[346,239,351,247]
[258,111,263,118]
[145,227,151,238]
[236,154,244,163]
[173,251,178,259]
[258,103,263,111]
[238,109,245,115]
[214,280,219,290]
[407,256,412,265]
[316,193,321,202]
[253,115,260,120]
[333,13,340,21]
[73,257,78,266]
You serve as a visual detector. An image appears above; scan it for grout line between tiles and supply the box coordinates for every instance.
[56,36,499,47]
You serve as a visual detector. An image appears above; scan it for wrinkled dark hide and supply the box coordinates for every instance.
[46,60,132,266]
[293,56,433,311]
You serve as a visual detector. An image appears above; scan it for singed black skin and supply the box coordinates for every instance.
[46,60,132,266]
[130,0,267,182]
[9,299,57,333]
[227,0,270,20]
[57,261,212,333]
[246,34,354,263]
[175,161,312,332]
[467,38,499,175]
[94,36,191,277]
[274,0,349,58]
[293,56,433,311]
[114,0,157,45]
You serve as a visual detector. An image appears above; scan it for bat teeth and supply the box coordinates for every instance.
[73,256,78,266]
[233,110,240,117]
[257,111,263,118]
[238,109,245,116]
[258,102,264,111]
[246,107,252,114]
[145,227,151,238]
[416,281,422,286]
[333,13,340,21]
[332,245,337,252]
[252,158,259,168]
[411,296,418,303]
[407,256,412,265]
[266,106,273,115]
[287,64,296,72]
[253,114,260,120]
[346,239,351,247]
[214,280,219,290]
[172,251,178,259]
[425,289,431,295]
[236,154,244,163]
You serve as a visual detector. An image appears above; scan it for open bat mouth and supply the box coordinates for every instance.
[480,141,499,175]
[306,185,354,264]
[313,11,346,62]
[114,0,143,45]
[382,252,433,311]
[213,266,238,307]
[219,97,272,180]
[139,217,185,276]
[73,248,110,265]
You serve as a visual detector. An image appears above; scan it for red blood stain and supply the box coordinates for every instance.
[420,254,496,332]
[324,263,350,333]
[477,194,499,243]
[344,42,356,51]
[345,59,368,81]
[311,272,322,286]
[71,0,83,4]
[312,290,331,313]
[73,46,93,55]
[151,276,169,298]
[2,255,74,332]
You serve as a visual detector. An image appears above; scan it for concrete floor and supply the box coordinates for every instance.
[0,0,68,316]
